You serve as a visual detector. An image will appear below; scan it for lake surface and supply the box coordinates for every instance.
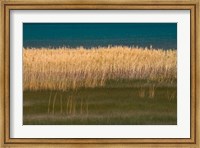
[23,23,177,50]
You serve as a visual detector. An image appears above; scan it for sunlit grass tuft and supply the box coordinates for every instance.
[23,46,176,91]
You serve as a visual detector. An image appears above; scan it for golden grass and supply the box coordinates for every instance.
[23,46,176,91]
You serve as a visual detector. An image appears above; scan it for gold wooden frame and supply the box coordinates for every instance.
[0,0,199,147]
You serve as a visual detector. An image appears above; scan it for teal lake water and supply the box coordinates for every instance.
[23,23,177,50]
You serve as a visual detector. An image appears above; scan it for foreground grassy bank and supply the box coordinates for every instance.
[23,47,177,125]
[23,81,177,125]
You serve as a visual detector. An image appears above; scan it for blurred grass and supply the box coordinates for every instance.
[23,80,177,125]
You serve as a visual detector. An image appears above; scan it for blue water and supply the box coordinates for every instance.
[23,23,177,50]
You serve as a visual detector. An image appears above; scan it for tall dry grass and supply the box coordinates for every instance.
[23,46,176,91]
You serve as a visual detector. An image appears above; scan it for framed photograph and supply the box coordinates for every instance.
[0,0,199,147]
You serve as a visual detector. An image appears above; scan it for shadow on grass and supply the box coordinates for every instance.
[23,80,177,125]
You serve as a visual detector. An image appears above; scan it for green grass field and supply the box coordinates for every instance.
[23,80,177,125]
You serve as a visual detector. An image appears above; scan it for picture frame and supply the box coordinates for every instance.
[0,0,199,147]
